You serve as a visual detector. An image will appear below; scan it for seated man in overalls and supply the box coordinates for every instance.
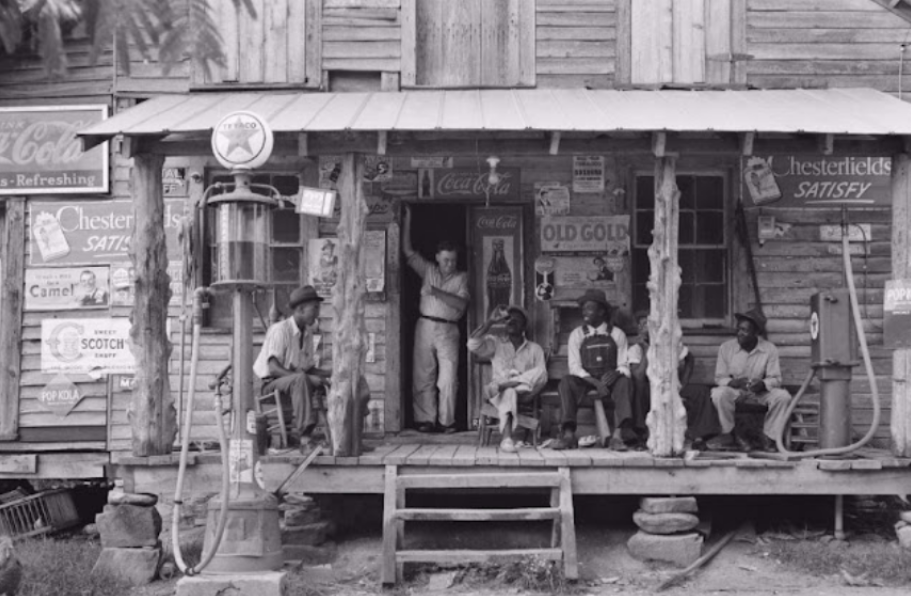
[552,289,634,451]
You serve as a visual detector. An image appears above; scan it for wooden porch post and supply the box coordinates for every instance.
[128,152,178,456]
[0,198,25,441]
[645,157,687,457]
[891,153,911,457]
[328,152,369,457]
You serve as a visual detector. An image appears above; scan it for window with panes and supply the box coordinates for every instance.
[205,172,304,327]
[632,174,729,323]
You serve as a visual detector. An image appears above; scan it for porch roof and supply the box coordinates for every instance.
[79,88,911,150]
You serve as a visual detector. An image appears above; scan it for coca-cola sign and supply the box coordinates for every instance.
[475,214,519,231]
[421,167,520,200]
[0,105,109,195]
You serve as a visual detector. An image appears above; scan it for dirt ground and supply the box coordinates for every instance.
[134,522,910,596]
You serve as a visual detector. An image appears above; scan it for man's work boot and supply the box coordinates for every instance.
[551,429,578,450]
[734,433,752,452]
[705,433,735,451]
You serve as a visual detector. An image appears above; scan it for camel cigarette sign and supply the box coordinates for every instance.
[40,318,134,375]
[0,105,108,195]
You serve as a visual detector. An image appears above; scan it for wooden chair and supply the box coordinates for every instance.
[477,395,543,447]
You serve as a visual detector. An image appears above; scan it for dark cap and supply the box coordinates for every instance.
[289,285,324,309]
[734,308,767,335]
[577,289,612,311]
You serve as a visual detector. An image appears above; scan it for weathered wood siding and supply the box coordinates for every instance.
[0,40,113,102]
[324,0,401,74]
[745,0,911,98]
[535,0,616,89]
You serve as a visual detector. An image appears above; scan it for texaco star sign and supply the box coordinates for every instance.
[211,110,274,170]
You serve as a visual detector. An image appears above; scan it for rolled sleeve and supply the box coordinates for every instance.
[613,328,630,377]
[467,334,496,360]
[762,345,783,390]
[714,341,734,387]
[407,252,431,278]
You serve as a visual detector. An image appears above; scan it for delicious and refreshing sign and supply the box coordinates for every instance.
[0,105,109,195]
[25,266,110,311]
[742,156,891,208]
[29,199,186,265]
[540,215,630,255]
[40,318,134,375]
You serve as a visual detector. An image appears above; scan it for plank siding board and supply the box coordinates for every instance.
[630,0,673,84]
[239,0,267,82]
[265,0,290,83]
[748,12,908,29]
[323,41,402,59]
[537,41,616,59]
[673,0,706,84]
[704,0,732,84]
[480,0,519,86]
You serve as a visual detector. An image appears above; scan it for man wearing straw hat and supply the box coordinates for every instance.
[552,289,634,451]
[706,308,792,452]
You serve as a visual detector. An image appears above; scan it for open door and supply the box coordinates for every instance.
[466,206,524,429]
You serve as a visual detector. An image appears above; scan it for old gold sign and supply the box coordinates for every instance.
[540,216,630,255]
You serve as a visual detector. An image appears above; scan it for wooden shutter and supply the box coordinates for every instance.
[194,0,320,88]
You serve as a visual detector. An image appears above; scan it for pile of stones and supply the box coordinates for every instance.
[627,496,704,567]
[92,483,162,586]
[280,492,336,564]
[896,510,911,549]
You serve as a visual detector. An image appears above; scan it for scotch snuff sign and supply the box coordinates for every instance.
[211,111,274,170]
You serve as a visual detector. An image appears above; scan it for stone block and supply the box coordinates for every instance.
[897,524,911,549]
[92,547,160,586]
[281,521,333,546]
[96,504,162,548]
[284,508,322,527]
[175,571,287,596]
[640,497,698,514]
[633,511,700,534]
[627,531,703,567]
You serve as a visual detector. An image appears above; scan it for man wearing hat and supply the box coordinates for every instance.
[707,308,792,452]
[553,289,634,450]
[468,305,547,453]
[253,285,333,447]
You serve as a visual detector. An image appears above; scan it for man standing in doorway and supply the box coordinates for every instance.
[403,206,470,433]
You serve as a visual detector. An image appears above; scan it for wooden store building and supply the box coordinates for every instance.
[1,2,911,554]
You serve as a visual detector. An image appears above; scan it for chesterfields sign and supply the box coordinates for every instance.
[0,105,109,195]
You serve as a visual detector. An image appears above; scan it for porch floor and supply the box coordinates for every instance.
[258,432,911,497]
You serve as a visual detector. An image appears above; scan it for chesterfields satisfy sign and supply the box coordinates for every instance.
[0,105,109,195]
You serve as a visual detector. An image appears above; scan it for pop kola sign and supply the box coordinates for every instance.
[0,105,109,195]
[743,155,891,208]
[41,318,134,375]
[39,374,84,417]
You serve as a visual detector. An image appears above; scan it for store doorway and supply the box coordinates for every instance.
[401,203,469,431]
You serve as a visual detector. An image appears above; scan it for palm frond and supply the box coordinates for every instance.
[0,1,24,54]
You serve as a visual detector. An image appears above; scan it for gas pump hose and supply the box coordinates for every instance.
[774,230,881,458]
[171,288,231,575]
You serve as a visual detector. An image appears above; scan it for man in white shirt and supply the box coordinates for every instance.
[707,309,791,452]
[403,206,470,433]
[552,289,633,451]
[468,305,547,453]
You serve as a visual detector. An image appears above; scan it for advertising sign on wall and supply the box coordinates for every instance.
[25,266,110,311]
[540,215,630,256]
[884,279,911,349]
[471,207,523,319]
[28,199,187,265]
[418,167,520,200]
[742,156,892,208]
[573,156,605,193]
[308,232,386,298]
[39,374,85,417]
[0,105,109,195]
[110,261,184,306]
[40,318,134,375]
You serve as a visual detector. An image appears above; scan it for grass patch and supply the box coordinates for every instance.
[17,536,130,596]
[768,539,911,586]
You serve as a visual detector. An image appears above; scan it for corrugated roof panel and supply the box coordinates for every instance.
[350,93,408,130]
[475,90,526,130]
[513,90,572,130]
[78,88,911,142]
[394,92,445,129]
[439,90,485,130]
[268,93,335,131]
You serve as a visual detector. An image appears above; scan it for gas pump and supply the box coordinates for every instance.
[172,111,285,579]
[775,208,881,458]
[809,289,857,449]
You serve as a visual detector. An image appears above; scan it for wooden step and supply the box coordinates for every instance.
[396,507,560,522]
[397,472,561,489]
[396,548,563,564]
